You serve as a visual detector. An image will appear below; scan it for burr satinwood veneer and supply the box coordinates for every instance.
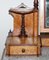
[5,0,41,56]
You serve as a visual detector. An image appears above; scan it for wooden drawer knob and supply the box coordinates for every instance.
[22,48,25,53]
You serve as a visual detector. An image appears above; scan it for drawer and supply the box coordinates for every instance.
[42,38,49,46]
[9,46,38,55]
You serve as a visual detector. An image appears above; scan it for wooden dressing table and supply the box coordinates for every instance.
[5,0,41,56]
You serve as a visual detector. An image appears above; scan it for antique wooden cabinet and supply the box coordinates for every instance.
[40,0,49,47]
[5,0,41,56]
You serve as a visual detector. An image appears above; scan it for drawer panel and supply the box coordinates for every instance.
[10,46,38,55]
[42,38,49,46]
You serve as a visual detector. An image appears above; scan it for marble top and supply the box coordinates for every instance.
[5,36,38,46]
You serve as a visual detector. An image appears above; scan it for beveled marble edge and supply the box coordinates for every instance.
[5,36,40,46]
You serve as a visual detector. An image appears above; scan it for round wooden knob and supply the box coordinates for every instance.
[22,48,25,53]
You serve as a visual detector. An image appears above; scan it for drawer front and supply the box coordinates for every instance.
[42,38,49,46]
[10,46,37,55]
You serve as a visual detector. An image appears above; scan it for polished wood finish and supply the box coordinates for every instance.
[5,35,41,56]
[8,46,38,55]
[42,38,49,47]
[5,0,41,56]
[2,0,49,57]
[25,13,33,36]
[33,11,38,37]
[40,33,49,47]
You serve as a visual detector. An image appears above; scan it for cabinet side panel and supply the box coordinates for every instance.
[25,13,33,36]
[13,14,22,36]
